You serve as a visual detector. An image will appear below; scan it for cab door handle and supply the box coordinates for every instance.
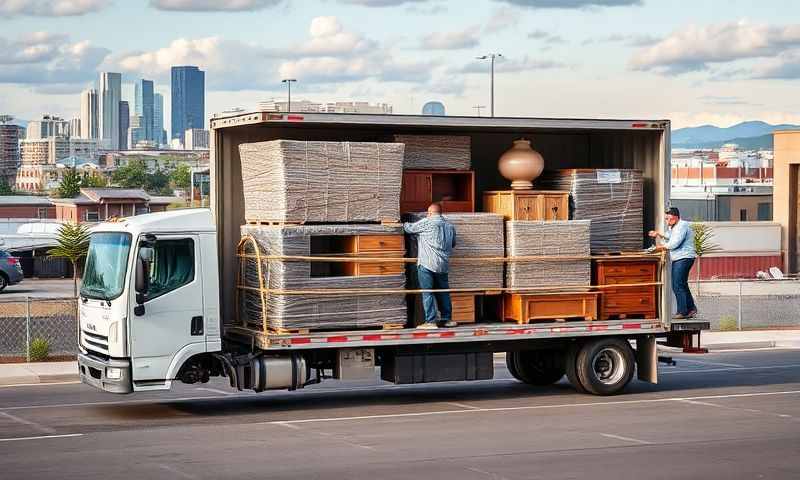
[191,316,203,336]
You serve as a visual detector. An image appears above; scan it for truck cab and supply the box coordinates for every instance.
[78,209,220,393]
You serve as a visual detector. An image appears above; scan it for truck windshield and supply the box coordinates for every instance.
[81,232,132,300]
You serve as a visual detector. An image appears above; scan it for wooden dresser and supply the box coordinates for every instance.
[593,257,659,320]
[400,170,475,213]
[411,292,476,325]
[483,190,569,221]
[504,292,599,324]
[309,234,405,277]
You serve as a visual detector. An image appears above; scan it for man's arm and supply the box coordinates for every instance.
[663,222,686,251]
[451,227,457,249]
[403,218,427,234]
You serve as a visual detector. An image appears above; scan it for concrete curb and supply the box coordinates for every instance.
[0,361,78,386]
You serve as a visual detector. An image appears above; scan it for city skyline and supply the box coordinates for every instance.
[0,1,799,129]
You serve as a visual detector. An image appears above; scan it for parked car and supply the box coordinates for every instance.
[0,250,24,291]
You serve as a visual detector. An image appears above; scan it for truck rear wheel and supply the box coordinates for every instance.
[506,350,565,386]
[575,338,635,396]
[565,342,588,394]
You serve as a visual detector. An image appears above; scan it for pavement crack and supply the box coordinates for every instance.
[0,411,56,434]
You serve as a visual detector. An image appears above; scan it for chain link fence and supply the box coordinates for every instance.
[691,278,800,330]
[0,297,78,361]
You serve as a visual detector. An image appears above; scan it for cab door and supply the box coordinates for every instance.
[130,234,204,383]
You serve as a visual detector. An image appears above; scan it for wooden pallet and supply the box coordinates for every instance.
[245,219,401,226]
[265,323,406,336]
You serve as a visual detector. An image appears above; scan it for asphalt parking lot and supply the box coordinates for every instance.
[1,348,799,479]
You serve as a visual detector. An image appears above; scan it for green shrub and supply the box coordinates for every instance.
[29,338,50,361]
[718,315,738,332]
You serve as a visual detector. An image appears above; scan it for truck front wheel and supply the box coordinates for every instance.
[575,338,635,396]
[506,350,565,386]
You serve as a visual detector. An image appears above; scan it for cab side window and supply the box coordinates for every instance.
[147,238,195,299]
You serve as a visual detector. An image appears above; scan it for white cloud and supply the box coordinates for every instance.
[338,0,430,6]
[484,7,521,34]
[494,0,640,9]
[528,30,564,44]
[149,0,281,11]
[630,20,800,74]
[299,16,377,56]
[750,51,800,79]
[0,0,109,17]
[419,26,480,50]
[459,55,565,74]
[0,32,108,87]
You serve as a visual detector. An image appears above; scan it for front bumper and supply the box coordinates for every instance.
[78,352,133,394]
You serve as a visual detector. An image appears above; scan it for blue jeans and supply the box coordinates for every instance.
[672,258,697,316]
[417,265,452,324]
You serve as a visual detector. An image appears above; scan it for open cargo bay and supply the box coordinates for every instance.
[211,112,674,351]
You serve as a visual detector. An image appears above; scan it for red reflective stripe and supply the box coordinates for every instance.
[631,123,647,128]
[439,331,455,338]
[287,114,304,121]
[290,337,311,345]
[362,334,383,341]
[590,325,609,331]
[326,336,348,343]
[412,332,430,338]
[622,323,642,329]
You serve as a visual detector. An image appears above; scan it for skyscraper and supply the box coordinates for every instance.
[69,118,81,138]
[98,72,122,150]
[134,79,154,142]
[0,117,21,184]
[154,92,166,146]
[119,101,129,150]
[80,88,98,139]
[171,66,205,147]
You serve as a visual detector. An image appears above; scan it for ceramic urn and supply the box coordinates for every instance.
[497,138,544,190]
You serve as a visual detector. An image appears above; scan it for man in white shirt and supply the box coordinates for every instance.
[649,207,698,319]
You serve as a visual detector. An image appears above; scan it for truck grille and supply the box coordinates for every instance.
[82,330,109,354]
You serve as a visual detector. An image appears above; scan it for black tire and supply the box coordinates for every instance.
[505,352,523,381]
[0,274,7,292]
[565,342,588,393]
[575,338,636,396]
[512,350,565,386]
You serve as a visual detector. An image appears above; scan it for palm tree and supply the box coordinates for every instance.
[691,222,722,293]
[48,222,91,298]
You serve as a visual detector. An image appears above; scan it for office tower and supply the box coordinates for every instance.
[25,115,69,139]
[0,118,21,184]
[69,118,81,138]
[80,88,99,139]
[184,128,209,150]
[128,115,145,149]
[98,72,122,150]
[134,79,154,142]
[171,66,205,146]
[119,101,129,150]
[154,92,165,146]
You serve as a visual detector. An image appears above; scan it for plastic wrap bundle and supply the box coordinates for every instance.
[393,135,471,170]
[536,169,643,253]
[239,140,404,223]
[505,220,591,290]
[240,224,407,331]
[404,213,504,290]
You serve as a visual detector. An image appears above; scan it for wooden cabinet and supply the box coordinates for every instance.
[593,257,659,320]
[503,292,599,323]
[483,190,569,221]
[400,170,475,213]
[310,234,405,277]
[411,292,476,325]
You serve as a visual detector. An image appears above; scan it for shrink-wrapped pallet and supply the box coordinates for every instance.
[240,224,407,331]
[536,169,644,253]
[505,220,591,290]
[393,135,471,170]
[239,140,404,223]
[403,212,504,290]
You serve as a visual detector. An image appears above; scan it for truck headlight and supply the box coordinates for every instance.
[106,367,122,379]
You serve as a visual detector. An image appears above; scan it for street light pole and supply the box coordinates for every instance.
[476,53,502,117]
[473,105,485,117]
[281,78,297,112]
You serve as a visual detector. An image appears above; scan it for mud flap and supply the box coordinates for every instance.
[636,335,658,384]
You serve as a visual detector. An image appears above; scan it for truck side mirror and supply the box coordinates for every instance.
[134,245,154,316]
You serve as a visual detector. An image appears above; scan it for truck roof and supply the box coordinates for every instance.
[92,208,214,234]
[210,111,670,132]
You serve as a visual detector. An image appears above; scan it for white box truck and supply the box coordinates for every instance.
[77,111,707,396]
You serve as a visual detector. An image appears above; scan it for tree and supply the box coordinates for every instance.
[111,160,148,189]
[0,181,13,195]
[57,168,82,198]
[170,163,192,190]
[692,222,722,292]
[146,168,171,194]
[82,172,107,188]
[48,222,90,298]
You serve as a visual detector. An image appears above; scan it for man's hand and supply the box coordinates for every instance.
[648,230,660,239]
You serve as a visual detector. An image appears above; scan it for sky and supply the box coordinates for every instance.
[1,0,800,130]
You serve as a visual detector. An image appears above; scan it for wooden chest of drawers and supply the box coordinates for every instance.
[400,170,475,213]
[321,234,404,277]
[593,257,659,320]
[482,190,569,221]
[410,292,476,325]
[503,292,599,324]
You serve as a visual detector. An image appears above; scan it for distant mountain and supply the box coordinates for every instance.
[685,133,774,151]
[672,121,799,148]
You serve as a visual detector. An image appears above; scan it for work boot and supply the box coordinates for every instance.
[439,320,457,328]
[687,310,697,318]
[417,322,438,330]
[672,313,687,320]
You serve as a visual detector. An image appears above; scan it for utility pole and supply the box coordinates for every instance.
[476,53,502,117]
[473,105,485,117]
[281,79,297,112]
